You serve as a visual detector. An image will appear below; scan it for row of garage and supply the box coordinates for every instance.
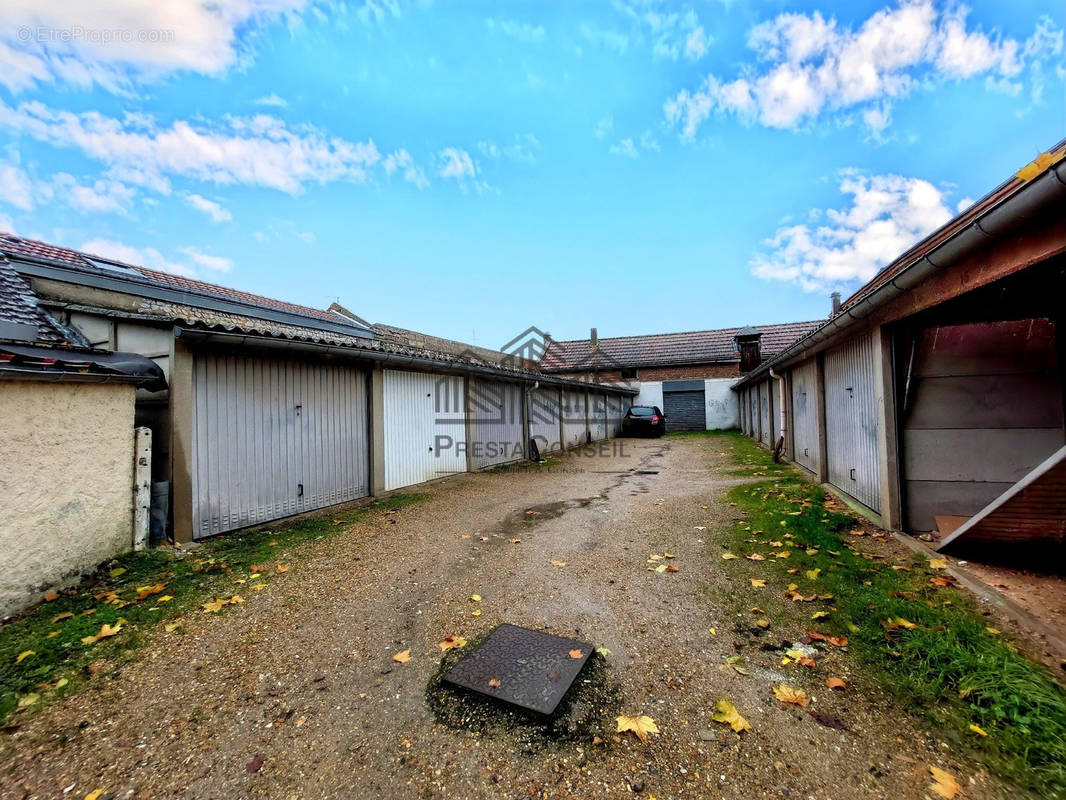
[189,352,633,538]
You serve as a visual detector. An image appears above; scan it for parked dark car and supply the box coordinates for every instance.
[622,405,666,437]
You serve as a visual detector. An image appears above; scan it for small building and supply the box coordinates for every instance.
[0,258,164,616]
[0,234,634,550]
[540,322,820,431]
[734,142,1066,561]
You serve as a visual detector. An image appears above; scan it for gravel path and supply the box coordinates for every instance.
[0,437,1010,799]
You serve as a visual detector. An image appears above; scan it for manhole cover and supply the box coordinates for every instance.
[442,624,593,715]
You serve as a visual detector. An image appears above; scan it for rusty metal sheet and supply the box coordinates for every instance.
[442,624,593,715]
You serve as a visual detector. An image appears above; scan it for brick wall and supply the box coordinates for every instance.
[636,363,740,380]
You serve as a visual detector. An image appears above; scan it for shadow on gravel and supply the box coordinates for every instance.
[426,635,623,749]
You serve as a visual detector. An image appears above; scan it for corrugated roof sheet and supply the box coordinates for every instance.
[540,321,822,372]
[0,256,68,344]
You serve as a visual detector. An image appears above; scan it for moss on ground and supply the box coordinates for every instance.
[711,431,1066,798]
[0,492,425,724]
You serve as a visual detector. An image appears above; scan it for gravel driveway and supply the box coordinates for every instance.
[0,436,1008,799]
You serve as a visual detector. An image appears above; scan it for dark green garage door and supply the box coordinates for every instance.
[663,380,706,432]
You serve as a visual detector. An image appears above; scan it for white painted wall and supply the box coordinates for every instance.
[633,381,663,410]
[704,378,740,429]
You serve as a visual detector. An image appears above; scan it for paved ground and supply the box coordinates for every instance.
[0,436,1010,799]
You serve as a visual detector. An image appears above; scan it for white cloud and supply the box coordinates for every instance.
[580,23,630,55]
[613,3,711,62]
[666,1,1058,138]
[0,211,14,233]
[185,193,232,222]
[0,162,35,210]
[751,171,953,291]
[0,1,311,93]
[0,100,382,194]
[253,93,289,108]
[80,237,196,277]
[609,138,639,158]
[180,245,232,272]
[594,115,614,140]
[438,147,476,180]
[477,134,540,165]
[382,148,429,190]
[54,173,134,214]
[486,18,546,44]
[956,196,974,212]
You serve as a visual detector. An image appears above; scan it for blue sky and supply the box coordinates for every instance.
[0,1,1063,349]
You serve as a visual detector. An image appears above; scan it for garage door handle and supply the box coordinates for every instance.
[804,448,809,457]
[298,483,304,497]
[849,469,856,481]
[428,446,433,451]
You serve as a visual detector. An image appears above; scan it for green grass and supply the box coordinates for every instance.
[0,492,425,724]
[713,432,1066,798]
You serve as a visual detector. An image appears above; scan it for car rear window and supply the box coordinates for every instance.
[629,407,655,416]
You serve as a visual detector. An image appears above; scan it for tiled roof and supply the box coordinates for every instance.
[540,321,823,372]
[0,233,362,330]
[0,256,68,344]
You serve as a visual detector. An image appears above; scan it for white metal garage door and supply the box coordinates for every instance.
[589,392,607,441]
[384,370,468,490]
[791,359,819,474]
[191,353,369,539]
[607,394,624,437]
[528,386,562,453]
[470,378,524,469]
[825,333,881,512]
[563,390,588,447]
[759,380,772,446]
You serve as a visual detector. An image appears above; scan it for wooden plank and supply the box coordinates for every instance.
[905,374,1063,429]
[935,514,969,538]
[902,428,1063,483]
[938,445,1066,550]
[912,319,1057,378]
[904,479,1016,532]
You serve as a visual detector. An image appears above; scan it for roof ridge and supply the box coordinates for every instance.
[548,320,823,345]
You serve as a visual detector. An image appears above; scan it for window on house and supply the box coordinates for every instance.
[621,367,637,379]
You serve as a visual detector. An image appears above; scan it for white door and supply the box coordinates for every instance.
[384,369,467,490]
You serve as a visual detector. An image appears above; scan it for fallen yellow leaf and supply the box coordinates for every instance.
[928,558,949,569]
[969,723,988,737]
[928,766,960,799]
[750,578,767,588]
[721,553,738,560]
[15,650,34,664]
[616,714,659,743]
[81,623,122,645]
[712,699,751,733]
[393,649,411,664]
[772,684,811,707]
[551,560,566,567]
[470,594,482,602]
[439,634,467,651]
[826,676,846,690]
[746,553,765,561]
[85,791,104,800]
[51,612,73,623]
[275,563,289,574]
[17,692,40,708]
[805,568,821,580]
[471,609,482,617]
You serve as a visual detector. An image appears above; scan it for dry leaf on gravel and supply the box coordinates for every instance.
[508,538,521,545]
[550,560,566,567]
[826,677,846,690]
[488,678,501,688]
[85,790,103,800]
[275,564,289,574]
[392,649,411,664]
[750,579,766,588]
[928,766,960,799]
[42,590,60,602]
[202,596,244,613]
[772,684,811,707]
[754,618,771,629]
[746,553,765,561]
[616,715,659,743]
[666,565,679,573]
[134,583,166,601]
[712,699,751,733]
[470,594,481,602]
[807,630,848,647]
[928,558,949,569]
[81,623,122,644]
[439,635,467,651]
[721,553,738,560]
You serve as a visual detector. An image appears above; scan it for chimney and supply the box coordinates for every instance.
[830,292,841,317]
[590,327,598,351]
[733,326,763,373]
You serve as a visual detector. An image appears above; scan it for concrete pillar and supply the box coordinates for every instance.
[874,325,902,530]
[464,375,476,472]
[814,353,829,484]
[370,363,386,495]
[170,339,195,543]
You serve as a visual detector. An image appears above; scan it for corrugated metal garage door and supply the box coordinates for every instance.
[563,390,588,447]
[384,370,467,490]
[528,386,562,453]
[470,378,524,469]
[791,359,819,474]
[825,333,881,512]
[191,354,369,539]
[759,380,772,446]
[607,394,624,437]
[589,392,607,440]
[749,388,759,440]
[663,380,705,431]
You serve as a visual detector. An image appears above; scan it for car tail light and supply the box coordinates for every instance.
[651,415,660,422]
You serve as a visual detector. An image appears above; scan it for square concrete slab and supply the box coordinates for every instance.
[442,623,594,715]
